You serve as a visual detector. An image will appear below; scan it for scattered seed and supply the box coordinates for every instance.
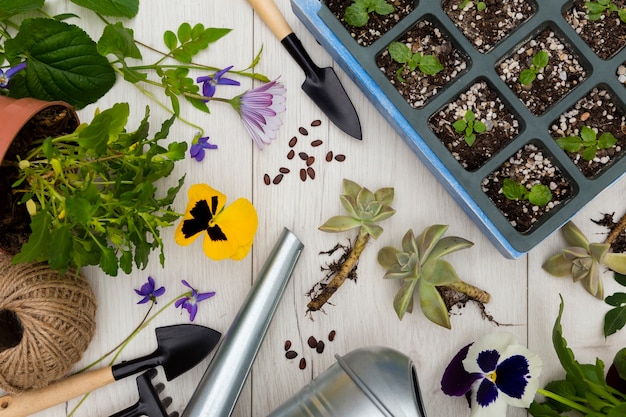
[325,151,333,162]
[316,340,325,354]
[307,336,317,348]
[306,156,315,166]
[300,168,307,181]
[285,350,298,359]
[289,136,298,147]
[299,127,309,135]
[328,330,336,341]
[263,174,271,185]
[287,149,295,160]
[307,167,315,179]
[580,112,590,122]
[284,340,292,351]
[334,154,346,162]
[311,120,321,127]
[299,152,309,160]
[273,174,284,185]
[279,167,290,174]
[299,357,307,369]
[311,139,323,147]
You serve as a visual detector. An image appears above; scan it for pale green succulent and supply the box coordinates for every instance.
[543,221,626,299]
[378,224,488,329]
[319,179,395,238]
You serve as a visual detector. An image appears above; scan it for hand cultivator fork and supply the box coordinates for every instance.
[109,369,179,417]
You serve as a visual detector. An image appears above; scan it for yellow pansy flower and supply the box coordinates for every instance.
[175,184,258,260]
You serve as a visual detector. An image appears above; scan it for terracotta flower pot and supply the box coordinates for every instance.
[0,96,79,165]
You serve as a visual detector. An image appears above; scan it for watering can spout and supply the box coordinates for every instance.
[182,228,304,417]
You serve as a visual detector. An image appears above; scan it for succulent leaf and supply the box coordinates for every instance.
[562,221,590,249]
[363,223,384,239]
[342,178,362,198]
[394,279,417,319]
[589,242,610,263]
[371,206,396,222]
[604,253,626,274]
[383,265,411,280]
[340,195,359,218]
[402,229,418,253]
[418,281,451,329]
[542,253,573,277]
[571,257,593,281]
[378,246,402,269]
[422,258,461,286]
[356,187,375,211]
[319,215,362,233]
[427,236,474,260]
[374,187,394,206]
[417,224,448,263]
[563,246,591,260]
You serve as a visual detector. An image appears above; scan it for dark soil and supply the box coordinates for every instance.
[549,87,626,178]
[428,80,520,171]
[482,143,573,233]
[564,0,626,60]
[593,212,626,253]
[0,105,78,255]
[496,27,587,116]
[377,18,468,109]
[324,0,415,47]
[442,0,536,53]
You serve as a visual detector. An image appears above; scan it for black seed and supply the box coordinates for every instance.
[279,167,290,174]
[307,336,317,349]
[307,167,315,180]
[287,150,295,160]
[325,151,333,162]
[311,139,323,147]
[306,156,315,166]
[299,127,309,135]
[299,152,308,160]
[311,120,321,127]
[285,350,298,359]
[273,174,284,184]
[335,154,346,162]
[289,136,297,147]
[328,330,336,341]
[300,169,307,181]
[299,357,307,369]
[284,340,292,351]
[263,174,270,185]
[316,340,325,354]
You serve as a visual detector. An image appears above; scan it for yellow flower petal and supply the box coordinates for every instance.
[175,184,227,246]
[202,198,258,260]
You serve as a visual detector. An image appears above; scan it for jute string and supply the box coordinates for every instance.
[0,255,97,393]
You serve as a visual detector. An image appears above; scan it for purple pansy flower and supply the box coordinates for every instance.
[134,276,166,304]
[190,136,218,162]
[196,66,240,100]
[0,62,27,89]
[175,280,216,321]
[441,333,542,417]
[230,78,286,150]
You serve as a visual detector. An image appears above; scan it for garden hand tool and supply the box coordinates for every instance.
[109,369,179,417]
[246,0,362,140]
[0,324,221,417]
[182,228,304,417]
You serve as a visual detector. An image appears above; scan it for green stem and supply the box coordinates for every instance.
[537,388,604,416]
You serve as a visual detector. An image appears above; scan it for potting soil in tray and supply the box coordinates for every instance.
[291,0,626,258]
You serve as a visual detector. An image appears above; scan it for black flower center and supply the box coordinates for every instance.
[182,196,227,241]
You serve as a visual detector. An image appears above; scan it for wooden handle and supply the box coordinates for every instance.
[0,367,115,417]
[246,0,293,40]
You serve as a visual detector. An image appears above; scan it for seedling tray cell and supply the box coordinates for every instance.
[291,0,626,258]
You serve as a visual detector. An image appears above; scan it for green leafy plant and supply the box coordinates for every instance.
[502,178,552,206]
[307,179,395,313]
[529,296,626,416]
[556,126,618,161]
[543,221,626,299]
[452,109,486,146]
[11,102,187,276]
[459,0,487,11]
[585,0,626,23]
[519,50,549,85]
[387,41,444,81]
[344,0,395,27]
[0,0,267,143]
[605,273,626,337]
[377,224,490,328]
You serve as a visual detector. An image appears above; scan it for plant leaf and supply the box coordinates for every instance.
[0,0,43,20]
[417,224,448,263]
[428,236,474,260]
[378,246,402,269]
[5,18,115,108]
[418,281,451,328]
[604,306,626,337]
[421,258,461,286]
[388,41,412,64]
[561,222,590,249]
[604,253,626,274]
[393,279,417,320]
[580,126,596,142]
[70,0,139,17]
[344,3,369,27]
[98,22,142,60]
[12,209,52,264]
[598,132,617,149]
[556,136,583,152]
[48,225,72,272]
[318,215,361,233]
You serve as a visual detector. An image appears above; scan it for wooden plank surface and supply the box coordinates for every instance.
[3,1,625,416]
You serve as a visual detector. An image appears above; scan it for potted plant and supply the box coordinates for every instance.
[290,0,626,258]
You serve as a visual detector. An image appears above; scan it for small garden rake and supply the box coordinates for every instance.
[109,369,179,417]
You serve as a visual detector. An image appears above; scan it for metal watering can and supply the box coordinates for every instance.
[182,228,428,417]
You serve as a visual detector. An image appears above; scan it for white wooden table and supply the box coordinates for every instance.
[10,0,626,416]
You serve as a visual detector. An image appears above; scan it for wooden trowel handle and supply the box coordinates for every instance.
[246,0,293,40]
[0,366,114,417]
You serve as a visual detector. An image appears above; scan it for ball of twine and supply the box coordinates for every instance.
[0,255,97,393]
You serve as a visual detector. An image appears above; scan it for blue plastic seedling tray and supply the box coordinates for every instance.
[291,0,626,258]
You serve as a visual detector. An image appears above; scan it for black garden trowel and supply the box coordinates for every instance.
[246,0,363,140]
[0,324,221,417]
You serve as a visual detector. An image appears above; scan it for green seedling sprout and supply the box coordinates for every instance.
[452,109,487,146]
[387,41,444,82]
[556,125,618,161]
[585,0,626,22]
[502,178,552,207]
[459,0,487,11]
[344,0,395,27]
[519,50,549,85]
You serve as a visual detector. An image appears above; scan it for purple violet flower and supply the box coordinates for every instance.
[134,276,166,304]
[190,136,218,162]
[175,279,216,321]
[196,66,240,100]
[0,62,27,89]
[230,78,286,150]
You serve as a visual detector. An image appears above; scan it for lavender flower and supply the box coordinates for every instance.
[197,66,240,100]
[190,136,218,161]
[230,78,286,150]
[134,276,165,304]
[175,279,216,321]
[0,62,27,89]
